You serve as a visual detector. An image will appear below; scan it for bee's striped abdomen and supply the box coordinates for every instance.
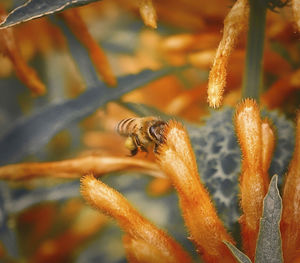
[116,118,139,136]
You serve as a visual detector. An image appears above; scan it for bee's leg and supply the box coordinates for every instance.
[140,145,148,153]
[130,147,138,156]
[154,143,159,153]
[132,135,144,152]
[130,135,143,156]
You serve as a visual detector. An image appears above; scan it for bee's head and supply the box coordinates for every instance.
[148,121,166,143]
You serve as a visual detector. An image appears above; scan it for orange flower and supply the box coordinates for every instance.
[207,0,248,108]
[156,120,236,263]
[281,111,300,263]
[292,0,300,32]
[138,0,157,29]
[0,155,164,180]
[234,99,275,260]
[80,174,192,263]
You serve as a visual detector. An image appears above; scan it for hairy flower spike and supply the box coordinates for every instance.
[235,99,262,172]
[80,174,192,263]
[261,118,275,188]
[123,234,175,263]
[292,0,300,33]
[207,0,249,108]
[0,156,165,180]
[156,120,236,263]
[234,99,272,260]
[138,0,157,29]
[281,111,300,263]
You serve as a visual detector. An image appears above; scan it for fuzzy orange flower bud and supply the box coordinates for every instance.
[261,118,275,188]
[123,234,177,263]
[0,156,165,180]
[138,0,157,29]
[81,174,192,263]
[281,111,300,263]
[292,0,300,32]
[207,0,248,108]
[234,99,272,261]
[156,120,236,263]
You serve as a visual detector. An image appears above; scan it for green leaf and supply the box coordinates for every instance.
[255,174,283,263]
[224,241,252,263]
[0,0,101,28]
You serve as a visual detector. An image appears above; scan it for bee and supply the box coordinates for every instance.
[116,116,166,156]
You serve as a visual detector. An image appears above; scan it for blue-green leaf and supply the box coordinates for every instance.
[255,174,283,263]
[0,182,19,258]
[0,68,172,165]
[0,0,101,28]
[224,241,252,263]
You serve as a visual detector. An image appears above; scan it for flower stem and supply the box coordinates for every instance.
[242,0,267,101]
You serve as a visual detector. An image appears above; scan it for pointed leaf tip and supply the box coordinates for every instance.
[224,241,252,263]
[255,174,283,263]
[0,0,100,28]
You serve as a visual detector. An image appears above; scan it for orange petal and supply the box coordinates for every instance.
[281,111,300,263]
[292,0,300,32]
[81,174,192,263]
[0,156,165,180]
[234,99,267,260]
[188,50,216,69]
[207,0,249,108]
[123,234,176,263]
[138,0,157,28]
[161,33,220,52]
[156,120,235,263]
[261,118,275,188]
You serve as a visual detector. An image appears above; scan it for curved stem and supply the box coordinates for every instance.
[242,0,267,101]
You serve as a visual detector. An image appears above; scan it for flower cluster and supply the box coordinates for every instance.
[0,0,300,262]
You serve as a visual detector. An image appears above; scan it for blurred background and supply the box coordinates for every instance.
[0,0,299,262]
